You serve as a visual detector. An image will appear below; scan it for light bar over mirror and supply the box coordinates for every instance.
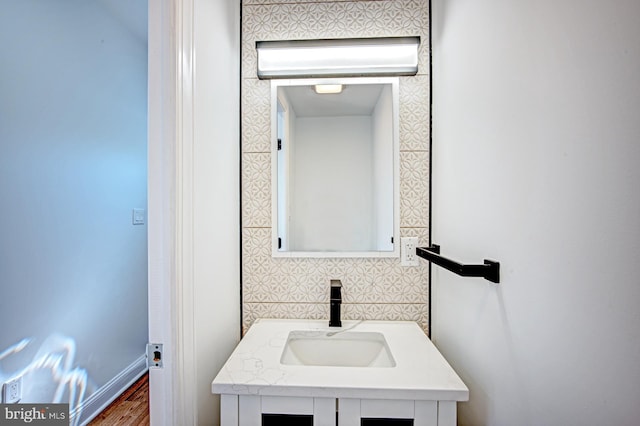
[256,37,420,79]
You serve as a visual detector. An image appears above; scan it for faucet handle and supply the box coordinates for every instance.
[330,279,342,300]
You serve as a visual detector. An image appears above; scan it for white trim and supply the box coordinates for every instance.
[437,401,457,426]
[148,0,181,424]
[173,0,197,424]
[220,394,239,425]
[74,355,147,426]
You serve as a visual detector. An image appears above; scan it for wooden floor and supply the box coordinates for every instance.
[89,373,149,425]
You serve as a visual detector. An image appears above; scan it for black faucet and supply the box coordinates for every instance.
[329,280,342,327]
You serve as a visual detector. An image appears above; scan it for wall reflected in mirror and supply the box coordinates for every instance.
[272,78,400,257]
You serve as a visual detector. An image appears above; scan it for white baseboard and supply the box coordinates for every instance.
[72,354,148,426]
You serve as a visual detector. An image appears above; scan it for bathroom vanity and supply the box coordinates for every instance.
[212,319,468,426]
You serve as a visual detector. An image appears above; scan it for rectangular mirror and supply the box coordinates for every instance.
[271,77,400,258]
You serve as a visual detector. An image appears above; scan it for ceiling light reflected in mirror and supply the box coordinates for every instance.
[314,84,343,94]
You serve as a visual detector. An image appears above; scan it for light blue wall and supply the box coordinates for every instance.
[0,0,148,410]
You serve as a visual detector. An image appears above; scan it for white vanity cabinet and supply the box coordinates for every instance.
[219,395,457,426]
[213,320,468,426]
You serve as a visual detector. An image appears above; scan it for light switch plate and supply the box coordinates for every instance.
[132,208,145,225]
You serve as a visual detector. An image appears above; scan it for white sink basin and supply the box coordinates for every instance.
[280,330,396,367]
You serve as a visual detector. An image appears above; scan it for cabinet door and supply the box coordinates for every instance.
[338,399,438,426]
[234,395,336,426]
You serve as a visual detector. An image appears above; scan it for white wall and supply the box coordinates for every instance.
[431,1,640,425]
[372,85,394,251]
[190,0,241,424]
[0,0,148,413]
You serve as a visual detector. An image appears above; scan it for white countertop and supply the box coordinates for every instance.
[211,319,469,401]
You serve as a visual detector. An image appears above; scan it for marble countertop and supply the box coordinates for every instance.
[212,319,468,401]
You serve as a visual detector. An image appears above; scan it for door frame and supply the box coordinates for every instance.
[148,1,241,424]
[148,0,196,423]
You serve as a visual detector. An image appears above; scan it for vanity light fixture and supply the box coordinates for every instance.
[256,37,420,79]
[314,84,343,94]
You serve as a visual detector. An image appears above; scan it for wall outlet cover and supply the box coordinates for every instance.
[401,237,420,266]
[3,376,22,403]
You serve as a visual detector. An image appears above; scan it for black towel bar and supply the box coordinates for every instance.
[416,244,500,283]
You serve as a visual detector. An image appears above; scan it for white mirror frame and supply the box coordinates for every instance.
[270,77,401,258]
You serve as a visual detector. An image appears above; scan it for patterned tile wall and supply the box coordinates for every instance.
[241,0,430,334]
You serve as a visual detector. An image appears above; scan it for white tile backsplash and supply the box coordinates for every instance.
[242,0,430,333]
